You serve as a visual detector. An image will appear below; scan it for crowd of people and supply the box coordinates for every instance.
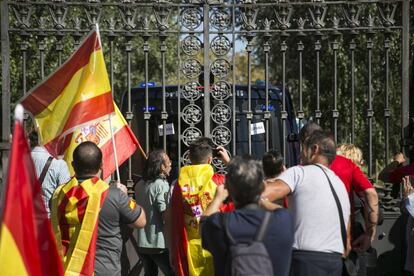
[29,121,414,276]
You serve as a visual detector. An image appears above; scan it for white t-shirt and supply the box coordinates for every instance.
[277,163,350,254]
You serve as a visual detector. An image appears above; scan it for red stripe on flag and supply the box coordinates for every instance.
[100,124,139,179]
[2,121,64,275]
[20,32,101,116]
[57,186,88,256]
[61,92,114,134]
[43,92,114,157]
[79,189,108,275]
[44,132,73,157]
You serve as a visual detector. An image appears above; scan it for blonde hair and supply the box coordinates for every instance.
[337,144,364,168]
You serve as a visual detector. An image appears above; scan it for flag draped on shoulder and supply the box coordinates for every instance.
[0,104,64,276]
[20,27,114,158]
[171,164,226,276]
[51,176,109,275]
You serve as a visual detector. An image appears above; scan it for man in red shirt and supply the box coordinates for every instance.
[300,122,379,256]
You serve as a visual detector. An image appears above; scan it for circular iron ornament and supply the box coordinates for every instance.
[182,59,202,79]
[211,81,231,101]
[182,127,203,146]
[212,150,231,170]
[210,35,231,56]
[182,35,202,56]
[182,104,203,125]
[181,150,191,166]
[181,8,202,30]
[211,59,231,79]
[182,81,202,101]
[210,9,231,30]
[211,126,231,146]
[211,104,231,124]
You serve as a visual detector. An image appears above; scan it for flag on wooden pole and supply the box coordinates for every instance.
[20,25,144,178]
[20,27,114,157]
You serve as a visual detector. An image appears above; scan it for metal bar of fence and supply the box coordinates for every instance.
[203,3,210,137]
[402,0,410,158]
[366,31,373,178]
[281,38,287,163]
[160,37,167,151]
[264,37,270,152]
[315,37,321,124]
[384,33,390,162]
[350,37,356,144]
[143,35,150,155]
[125,38,133,188]
[232,3,236,157]
[297,37,304,143]
[1,0,11,184]
[332,36,339,143]
[246,36,252,155]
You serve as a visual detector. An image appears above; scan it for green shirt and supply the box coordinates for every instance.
[135,178,169,250]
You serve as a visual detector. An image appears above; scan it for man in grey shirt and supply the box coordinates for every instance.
[29,130,70,216]
[262,130,350,276]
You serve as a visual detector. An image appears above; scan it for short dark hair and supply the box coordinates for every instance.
[189,137,214,165]
[28,129,39,148]
[143,149,165,182]
[226,156,264,207]
[303,130,336,164]
[299,121,322,144]
[72,141,102,176]
[262,149,284,178]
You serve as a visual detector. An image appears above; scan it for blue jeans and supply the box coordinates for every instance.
[140,250,174,276]
[290,250,343,276]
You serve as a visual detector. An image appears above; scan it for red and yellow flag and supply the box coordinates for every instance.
[0,105,64,276]
[64,104,144,179]
[51,177,109,275]
[20,27,114,157]
[171,165,224,276]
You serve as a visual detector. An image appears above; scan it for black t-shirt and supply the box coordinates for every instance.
[94,186,142,276]
[201,208,294,276]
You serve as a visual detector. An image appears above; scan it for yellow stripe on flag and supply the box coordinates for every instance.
[0,225,29,276]
[64,104,128,177]
[36,49,111,144]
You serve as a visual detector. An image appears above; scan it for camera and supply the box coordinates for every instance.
[212,148,220,158]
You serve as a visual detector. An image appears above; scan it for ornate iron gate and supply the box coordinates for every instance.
[1,0,410,183]
[0,0,412,274]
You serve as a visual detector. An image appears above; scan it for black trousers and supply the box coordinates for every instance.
[290,250,343,276]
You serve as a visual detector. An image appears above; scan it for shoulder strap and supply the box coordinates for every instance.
[314,164,347,251]
[223,213,236,245]
[39,156,54,186]
[255,211,272,242]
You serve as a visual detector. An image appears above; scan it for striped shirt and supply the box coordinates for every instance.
[31,146,71,217]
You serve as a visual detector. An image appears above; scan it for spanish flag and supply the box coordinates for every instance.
[51,177,109,275]
[63,104,143,179]
[20,26,114,158]
[0,105,64,276]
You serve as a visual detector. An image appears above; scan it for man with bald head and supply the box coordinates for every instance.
[51,141,146,276]
[262,130,350,276]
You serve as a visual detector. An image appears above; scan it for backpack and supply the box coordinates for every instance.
[223,211,274,276]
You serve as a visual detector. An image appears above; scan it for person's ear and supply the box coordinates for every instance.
[207,156,213,164]
[311,144,319,155]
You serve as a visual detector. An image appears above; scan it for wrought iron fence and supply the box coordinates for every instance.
[0,0,411,188]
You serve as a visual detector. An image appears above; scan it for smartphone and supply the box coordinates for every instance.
[212,148,220,158]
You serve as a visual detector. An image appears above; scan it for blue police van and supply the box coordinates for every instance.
[121,81,300,178]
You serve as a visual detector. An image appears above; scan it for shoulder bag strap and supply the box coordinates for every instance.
[223,213,236,245]
[255,211,272,242]
[39,156,54,186]
[314,164,347,251]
